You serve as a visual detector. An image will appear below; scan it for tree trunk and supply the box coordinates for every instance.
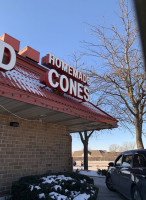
[83,140,88,170]
[135,116,144,149]
[79,131,94,171]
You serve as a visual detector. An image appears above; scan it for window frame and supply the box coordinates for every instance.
[114,154,123,167]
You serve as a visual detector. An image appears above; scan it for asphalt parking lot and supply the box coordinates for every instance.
[93,177,128,200]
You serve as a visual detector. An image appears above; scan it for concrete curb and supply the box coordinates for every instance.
[0,196,11,200]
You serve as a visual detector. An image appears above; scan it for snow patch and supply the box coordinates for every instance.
[78,170,99,177]
[49,192,67,200]
[39,193,45,199]
[73,193,90,200]
[35,186,41,190]
[53,185,62,191]
[42,177,57,184]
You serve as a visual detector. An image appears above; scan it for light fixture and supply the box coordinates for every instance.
[10,122,19,127]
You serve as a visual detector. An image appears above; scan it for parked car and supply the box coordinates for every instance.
[106,149,146,200]
[73,160,76,166]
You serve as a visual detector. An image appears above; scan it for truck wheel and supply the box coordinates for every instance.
[106,176,115,191]
[132,186,142,200]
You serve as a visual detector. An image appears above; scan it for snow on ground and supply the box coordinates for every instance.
[73,169,101,177]
[73,193,90,200]
[79,170,100,177]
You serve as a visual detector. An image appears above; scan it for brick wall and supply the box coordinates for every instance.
[0,114,72,197]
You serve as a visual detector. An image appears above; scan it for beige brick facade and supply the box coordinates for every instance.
[0,114,72,197]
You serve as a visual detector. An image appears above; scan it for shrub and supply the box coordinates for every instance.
[11,172,98,200]
[97,169,108,176]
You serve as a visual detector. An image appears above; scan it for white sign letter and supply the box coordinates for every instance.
[47,69,59,88]
[0,40,16,71]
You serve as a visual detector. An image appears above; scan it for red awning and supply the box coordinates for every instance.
[0,42,118,133]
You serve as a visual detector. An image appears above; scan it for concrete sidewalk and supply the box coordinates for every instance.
[93,177,128,200]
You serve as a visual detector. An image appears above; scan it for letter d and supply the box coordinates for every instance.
[0,40,16,71]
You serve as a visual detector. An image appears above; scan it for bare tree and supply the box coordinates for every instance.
[70,53,98,170]
[79,130,94,170]
[84,0,146,149]
[119,142,136,151]
[109,142,136,152]
[70,51,85,70]
[109,144,120,152]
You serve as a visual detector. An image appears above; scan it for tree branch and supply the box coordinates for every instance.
[87,130,94,139]
[79,132,85,144]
